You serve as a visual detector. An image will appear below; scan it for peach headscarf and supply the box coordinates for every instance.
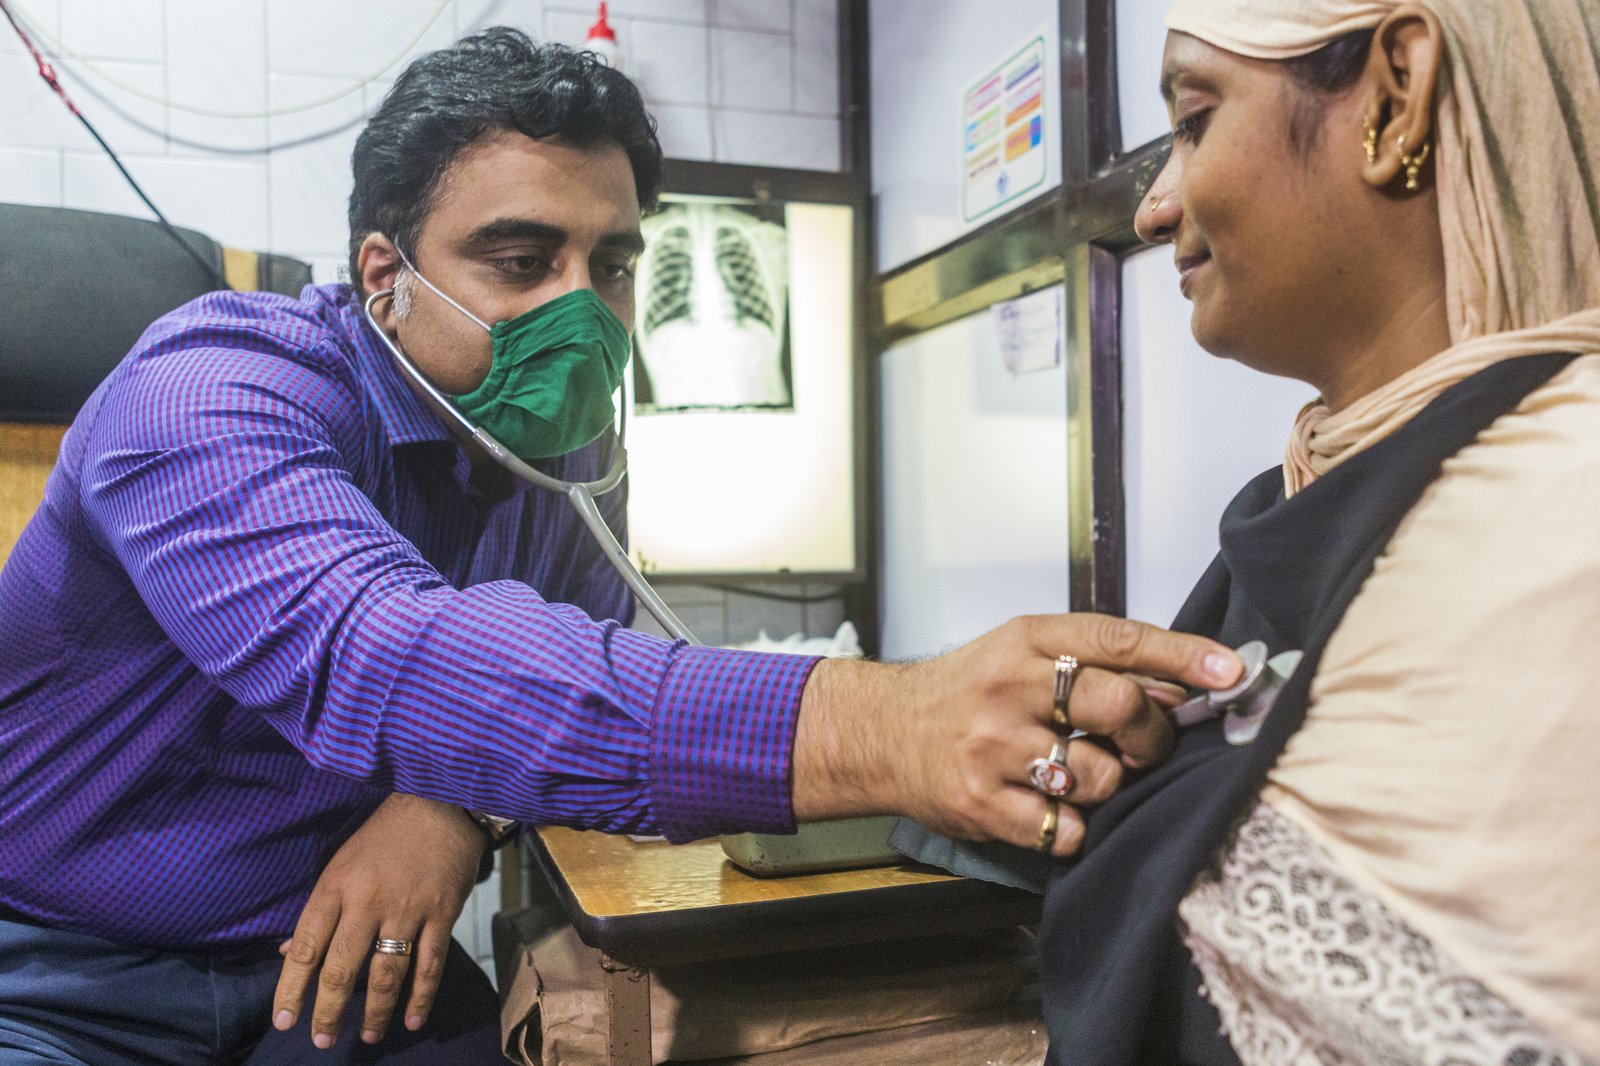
[1164,0,1600,494]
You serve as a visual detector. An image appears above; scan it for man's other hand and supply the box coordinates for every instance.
[271,793,486,1048]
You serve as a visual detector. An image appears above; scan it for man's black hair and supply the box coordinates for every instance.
[347,27,663,290]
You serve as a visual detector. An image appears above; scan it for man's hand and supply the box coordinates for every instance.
[792,614,1241,857]
[271,793,487,1048]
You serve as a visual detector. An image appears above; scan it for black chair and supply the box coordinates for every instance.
[0,202,313,424]
[0,202,313,561]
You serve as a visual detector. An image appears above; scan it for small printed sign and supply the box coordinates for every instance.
[962,29,1049,223]
[993,285,1063,376]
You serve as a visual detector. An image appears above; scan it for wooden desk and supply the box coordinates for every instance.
[526,827,1040,1066]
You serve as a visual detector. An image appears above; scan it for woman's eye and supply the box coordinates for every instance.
[1173,108,1212,146]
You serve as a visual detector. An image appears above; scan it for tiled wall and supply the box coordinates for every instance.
[0,0,842,283]
[629,581,851,648]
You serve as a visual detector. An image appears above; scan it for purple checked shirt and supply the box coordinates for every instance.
[0,283,815,950]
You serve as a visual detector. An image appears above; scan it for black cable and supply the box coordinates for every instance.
[699,582,847,605]
[1,0,233,292]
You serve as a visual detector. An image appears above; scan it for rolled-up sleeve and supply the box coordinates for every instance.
[78,325,815,840]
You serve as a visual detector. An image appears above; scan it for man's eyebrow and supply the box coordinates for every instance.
[464,217,568,247]
[597,231,646,256]
[462,217,644,256]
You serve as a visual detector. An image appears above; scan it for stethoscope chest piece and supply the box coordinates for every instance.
[1170,640,1304,745]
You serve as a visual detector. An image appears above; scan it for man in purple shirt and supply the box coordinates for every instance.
[0,27,1238,1065]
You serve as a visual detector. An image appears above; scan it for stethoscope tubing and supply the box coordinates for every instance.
[362,290,698,645]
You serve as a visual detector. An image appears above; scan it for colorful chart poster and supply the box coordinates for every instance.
[961,30,1048,223]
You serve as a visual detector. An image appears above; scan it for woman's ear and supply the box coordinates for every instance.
[1360,4,1444,191]
[357,233,404,330]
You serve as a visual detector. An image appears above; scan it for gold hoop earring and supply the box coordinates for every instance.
[1397,135,1431,191]
[1362,118,1379,165]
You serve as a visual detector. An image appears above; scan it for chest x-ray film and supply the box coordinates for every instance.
[623,200,858,576]
[634,202,793,413]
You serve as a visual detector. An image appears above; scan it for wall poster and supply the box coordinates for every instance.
[961,28,1049,223]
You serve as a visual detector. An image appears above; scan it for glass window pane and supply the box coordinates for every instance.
[1120,248,1314,627]
[1116,0,1174,150]
[871,0,1062,272]
[878,298,1069,657]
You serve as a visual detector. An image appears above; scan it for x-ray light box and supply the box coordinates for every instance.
[625,197,857,576]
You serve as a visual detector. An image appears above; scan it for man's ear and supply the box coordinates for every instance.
[1359,4,1444,191]
[357,232,404,331]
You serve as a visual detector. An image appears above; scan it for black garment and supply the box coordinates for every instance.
[1039,352,1577,1066]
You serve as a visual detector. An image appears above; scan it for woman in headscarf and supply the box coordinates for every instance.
[1034,2,1600,1063]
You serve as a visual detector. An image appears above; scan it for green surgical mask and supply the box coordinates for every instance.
[399,253,631,460]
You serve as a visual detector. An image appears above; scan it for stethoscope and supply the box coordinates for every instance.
[362,290,699,645]
[1168,640,1304,745]
[364,292,1304,740]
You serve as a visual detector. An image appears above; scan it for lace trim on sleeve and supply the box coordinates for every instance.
[1178,801,1596,1066]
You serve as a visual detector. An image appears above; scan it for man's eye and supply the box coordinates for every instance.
[1173,108,1212,146]
[490,255,547,276]
[597,260,637,282]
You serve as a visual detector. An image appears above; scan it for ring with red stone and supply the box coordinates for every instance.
[1027,739,1074,798]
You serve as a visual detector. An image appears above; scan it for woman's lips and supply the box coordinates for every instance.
[1177,251,1211,297]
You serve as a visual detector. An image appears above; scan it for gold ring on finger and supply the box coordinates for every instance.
[1037,801,1060,853]
[373,937,413,957]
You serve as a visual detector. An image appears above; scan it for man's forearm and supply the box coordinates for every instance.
[791,656,905,821]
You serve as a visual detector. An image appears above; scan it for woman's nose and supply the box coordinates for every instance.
[1134,161,1182,245]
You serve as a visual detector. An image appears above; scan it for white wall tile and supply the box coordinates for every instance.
[715,109,836,169]
[630,19,709,107]
[265,0,459,80]
[0,0,59,55]
[1,55,167,155]
[363,78,396,113]
[0,147,63,205]
[549,0,708,24]
[456,0,548,39]
[711,27,791,112]
[544,9,608,52]
[165,0,269,154]
[0,51,82,150]
[64,62,170,155]
[63,151,271,250]
[651,103,714,159]
[711,0,791,33]
[1,0,843,260]
[59,0,164,63]
[792,0,836,115]
[267,73,367,259]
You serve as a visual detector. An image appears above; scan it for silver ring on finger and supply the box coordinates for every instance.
[373,937,413,957]
[1027,739,1075,798]
[1052,655,1078,731]
[1037,801,1060,852]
